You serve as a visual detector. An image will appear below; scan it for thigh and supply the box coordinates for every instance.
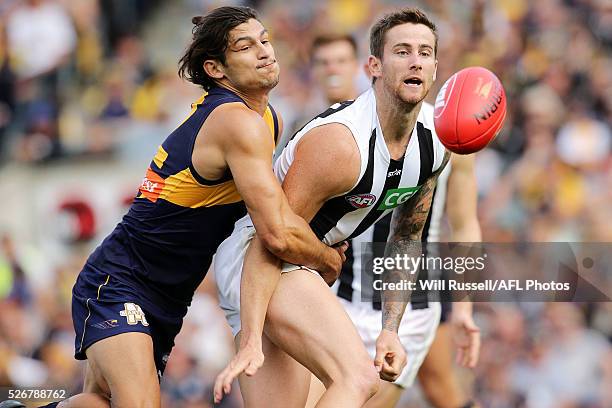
[86,332,160,408]
[84,361,110,397]
[362,381,403,408]
[417,320,454,381]
[264,270,374,387]
[237,332,310,408]
[417,322,467,408]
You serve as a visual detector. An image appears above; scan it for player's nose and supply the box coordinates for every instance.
[256,41,272,59]
[408,54,423,71]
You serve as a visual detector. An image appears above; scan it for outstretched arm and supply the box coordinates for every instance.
[374,151,451,380]
[382,151,451,331]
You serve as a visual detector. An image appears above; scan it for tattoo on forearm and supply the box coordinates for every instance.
[390,151,451,242]
[382,151,451,332]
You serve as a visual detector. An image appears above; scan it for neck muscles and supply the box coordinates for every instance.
[376,88,421,144]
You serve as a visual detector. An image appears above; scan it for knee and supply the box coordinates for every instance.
[342,362,380,400]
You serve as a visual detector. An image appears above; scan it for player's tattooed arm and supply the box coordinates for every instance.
[382,151,451,332]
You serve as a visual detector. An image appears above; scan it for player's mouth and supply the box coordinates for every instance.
[403,77,423,88]
[257,60,277,69]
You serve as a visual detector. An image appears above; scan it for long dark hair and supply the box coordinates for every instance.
[178,6,258,90]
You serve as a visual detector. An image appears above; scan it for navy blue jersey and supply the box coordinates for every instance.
[84,86,279,309]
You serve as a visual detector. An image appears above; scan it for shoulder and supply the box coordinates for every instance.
[418,101,448,171]
[296,123,360,163]
[211,102,268,131]
[205,102,272,146]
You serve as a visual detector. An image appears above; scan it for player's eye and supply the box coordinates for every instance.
[397,50,409,56]
[420,51,431,57]
[240,46,250,51]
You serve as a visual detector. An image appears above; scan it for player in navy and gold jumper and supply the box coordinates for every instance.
[63,6,345,408]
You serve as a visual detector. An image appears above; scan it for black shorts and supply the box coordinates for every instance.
[72,263,186,377]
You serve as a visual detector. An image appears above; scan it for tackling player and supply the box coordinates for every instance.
[30,6,345,408]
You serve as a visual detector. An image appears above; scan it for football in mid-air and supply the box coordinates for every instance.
[433,66,507,154]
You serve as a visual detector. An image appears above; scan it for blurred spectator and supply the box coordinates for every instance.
[5,0,76,80]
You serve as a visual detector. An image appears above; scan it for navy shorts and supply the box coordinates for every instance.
[72,263,185,377]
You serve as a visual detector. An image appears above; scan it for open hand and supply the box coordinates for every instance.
[213,341,264,403]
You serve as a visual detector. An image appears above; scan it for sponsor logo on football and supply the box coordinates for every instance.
[434,74,457,119]
[387,169,402,177]
[378,186,421,210]
[346,194,377,208]
[474,77,493,99]
[473,81,504,125]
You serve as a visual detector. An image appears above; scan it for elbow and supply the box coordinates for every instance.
[259,229,290,257]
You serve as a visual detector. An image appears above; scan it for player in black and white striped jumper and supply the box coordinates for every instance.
[305,33,482,408]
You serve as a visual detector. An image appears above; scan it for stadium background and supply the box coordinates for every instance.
[0,0,610,407]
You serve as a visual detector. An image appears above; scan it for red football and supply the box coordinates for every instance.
[433,66,507,154]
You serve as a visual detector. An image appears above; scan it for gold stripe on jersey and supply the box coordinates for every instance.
[138,97,277,207]
[158,168,242,208]
[153,145,169,169]
[263,107,275,140]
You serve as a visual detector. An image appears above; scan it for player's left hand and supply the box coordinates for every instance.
[374,329,407,382]
[213,340,264,403]
[451,302,481,368]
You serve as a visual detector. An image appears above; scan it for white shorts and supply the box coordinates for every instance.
[214,216,321,337]
[339,298,441,388]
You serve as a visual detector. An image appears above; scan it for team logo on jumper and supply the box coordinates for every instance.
[119,303,149,326]
[346,194,377,208]
[378,186,421,210]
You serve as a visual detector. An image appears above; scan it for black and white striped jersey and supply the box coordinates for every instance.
[335,164,451,308]
[274,88,447,246]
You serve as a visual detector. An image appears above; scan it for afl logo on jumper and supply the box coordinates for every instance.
[346,194,377,209]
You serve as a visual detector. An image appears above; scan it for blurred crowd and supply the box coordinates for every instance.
[0,0,610,407]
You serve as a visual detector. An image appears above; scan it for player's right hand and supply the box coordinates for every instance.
[320,241,349,286]
[374,329,407,382]
[213,341,264,403]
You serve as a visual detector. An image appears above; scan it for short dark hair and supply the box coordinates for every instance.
[311,33,358,59]
[370,8,438,59]
[178,6,258,90]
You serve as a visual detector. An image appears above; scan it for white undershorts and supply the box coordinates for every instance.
[214,216,321,337]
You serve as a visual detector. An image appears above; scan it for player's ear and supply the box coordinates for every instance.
[433,59,438,82]
[368,55,382,80]
[203,59,225,80]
